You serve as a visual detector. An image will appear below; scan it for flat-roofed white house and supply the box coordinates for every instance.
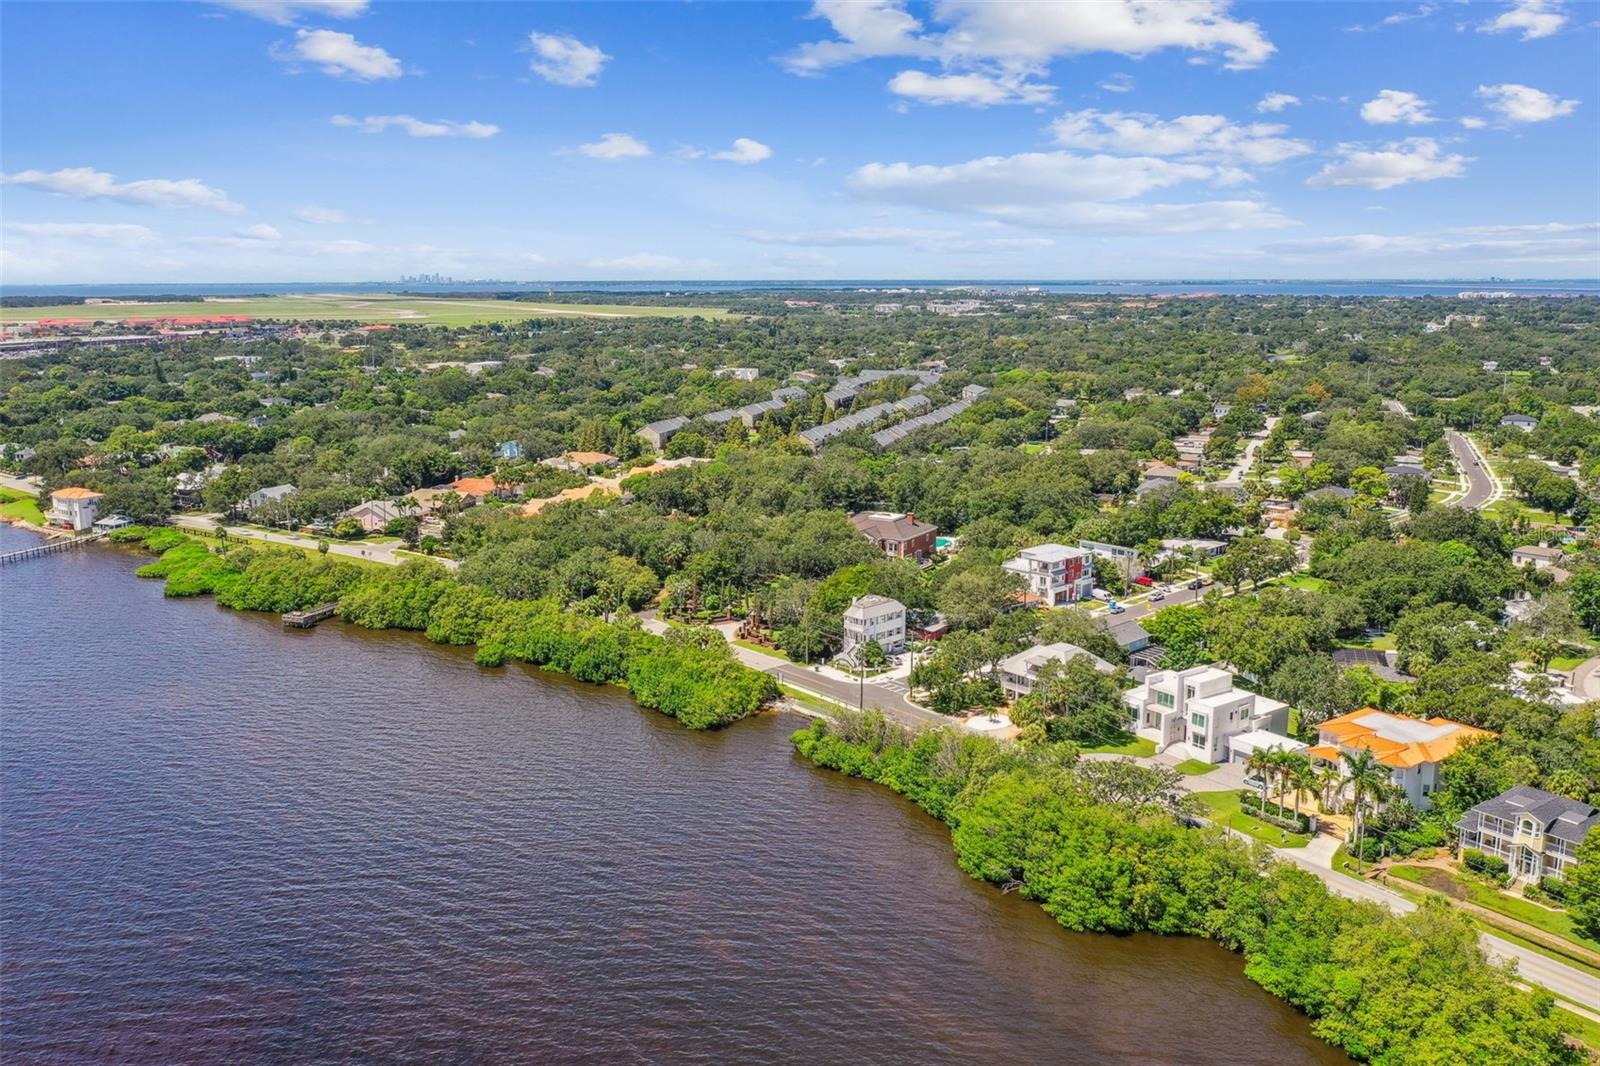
[1002,543,1095,606]
[1456,786,1598,882]
[999,642,1115,700]
[842,595,906,658]
[46,487,105,532]
[1124,665,1291,764]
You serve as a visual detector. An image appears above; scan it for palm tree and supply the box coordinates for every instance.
[1246,749,1273,813]
[1282,753,1312,821]
[1341,749,1390,875]
[1314,765,1342,815]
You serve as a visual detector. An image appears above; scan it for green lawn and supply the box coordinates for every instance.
[0,488,45,526]
[1174,758,1220,776]
[1550,653,1590,671]
[0,293,734,326]
[1081,733,1157,757]
[734,638,793,662]
[1339,632,1397,651]
[1387,864,1600,954]
[777,684,841,716]
[1194,789,1313,848]
[1274,574,1330,592]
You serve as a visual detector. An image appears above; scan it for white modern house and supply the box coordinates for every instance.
[1002,543,1095,606]
[999,642,1115,700]
[46,487,105,532]
[842,595,906,658]
[1124,665,1291,764]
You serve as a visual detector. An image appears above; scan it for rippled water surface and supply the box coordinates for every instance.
[1,528,1348,1064]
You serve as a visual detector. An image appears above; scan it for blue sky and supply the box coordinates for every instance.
[2,0,1596,282]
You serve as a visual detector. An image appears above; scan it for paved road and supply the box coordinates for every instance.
[1445,431,1500,510]
[174,514,458,569]
[0,473,42,496]
[724,641,946,728]
[1274,844,1600,1011]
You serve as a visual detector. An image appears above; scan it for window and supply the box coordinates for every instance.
[1191,712,1206,729]
[1192,733,1207,750]
[1156,692,1174,708]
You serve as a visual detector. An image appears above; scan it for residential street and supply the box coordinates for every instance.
[1445,430,1501,510]
[172,514,458,569]
[1273,842,1599,1012]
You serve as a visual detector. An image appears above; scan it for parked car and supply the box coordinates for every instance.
[1132,575,1154,587]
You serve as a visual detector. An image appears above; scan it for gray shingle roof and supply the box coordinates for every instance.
[1460,786,1599,846]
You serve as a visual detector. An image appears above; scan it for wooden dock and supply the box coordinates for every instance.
[0,532,105,566]
[282,602,340,628]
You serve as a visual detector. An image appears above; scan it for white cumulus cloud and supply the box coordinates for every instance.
[785,0,1276,77]
[710,138,773,164]
[275,28,402,81]
[574,133,651,159]
[527,32,609,86]
[209,0,367,24]
[888,69,1054,107]
[0,166,245,213]
[1256,92,1300,113]
[1479,0,1567,40]
[1050,109,1312,165]
[1476,83,1579,123]
[1307,138,1469,190]
[848,149,1293,232]
[234,223,282,241]
[330,114,500,138]
[1360,90,1435,125]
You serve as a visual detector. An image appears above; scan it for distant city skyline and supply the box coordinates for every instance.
[2,1,1597,283]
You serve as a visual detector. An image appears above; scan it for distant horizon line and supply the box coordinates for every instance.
[5,276,1598,292]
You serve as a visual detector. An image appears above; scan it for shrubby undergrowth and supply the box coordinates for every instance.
[119,529,775,730]
[793,712,1581,1066]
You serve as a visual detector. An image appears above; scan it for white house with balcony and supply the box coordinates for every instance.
[1456,786,1598,882]
[842,595,906,659]
[1002,543,1095,606]
[1124,665,1291,764]
[998,642,1115,700]
[46,487,105,532]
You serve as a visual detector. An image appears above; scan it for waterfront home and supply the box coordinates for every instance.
[46,486,105,531]
[173,463,225,509]
[1124,666,1291,765]
[850,511,937,561]
[1307,708,1494,812]
[999,642,1114,700]
[1002,544,1095,606]
[842,595,906,658]
[1456,786,1598,882]
[92,513,135,534]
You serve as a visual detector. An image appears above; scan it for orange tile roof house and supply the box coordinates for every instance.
[46,486,106,532]
[449,476,515,503]
[1309,708,1495,811]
